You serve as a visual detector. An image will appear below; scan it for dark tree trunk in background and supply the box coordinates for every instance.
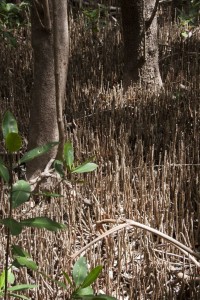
[27,0,69,179]
[121,0,162,91]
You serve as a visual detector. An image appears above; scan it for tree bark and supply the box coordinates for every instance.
[52,0,69,162]
[121,0,162,91]
[27,0,69,179]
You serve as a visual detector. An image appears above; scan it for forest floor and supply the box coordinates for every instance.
[0,4,200,300]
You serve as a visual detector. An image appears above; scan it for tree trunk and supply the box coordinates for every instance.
[27,0,69,179]
[121,0,162,91]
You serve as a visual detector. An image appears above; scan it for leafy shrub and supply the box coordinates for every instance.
[0,1,30,46]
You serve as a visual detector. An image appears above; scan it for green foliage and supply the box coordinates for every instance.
[20,217,66,231]
[0,1,30,46]
[72,257,89,287]
[0,0,29,27]
[12,245,38,271]
[18,141,59,165]
[178,0,200,38]
[82,5,108,34]
[2,110,18,138]
[12,180,31,208]
[5,132,22,152]
[64,141,74,171]
[0,268,36,299]
[72,161,98,174]
[0,218,23,235]
[0,111,112,299]
[0,111,65,299]
[59,257,116,300]
[54,141,98,178]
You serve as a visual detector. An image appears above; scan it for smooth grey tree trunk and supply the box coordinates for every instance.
[121,0,162,91]
[27,0,69,179]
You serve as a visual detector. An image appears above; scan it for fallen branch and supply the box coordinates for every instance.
[71,218,200,268]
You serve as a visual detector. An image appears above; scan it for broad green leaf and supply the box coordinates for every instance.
[0,158,9,183]
[72,257,88,287]
[54,159,65,177]
[12,245,37,269]
[2,111,18,138]
[72,163,98,174]
[81,266,102,289]
[14,256,37,271]
[75,286,93,296]
[1,218,23,235]
[63,271,74,287]
[8,284,37,291]
[64,142,74,170]
[5,132,22,152]
[18,141,59,164]
[20,217,66,231]
[12,180,31,208]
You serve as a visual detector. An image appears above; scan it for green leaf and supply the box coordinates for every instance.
[64,142,74,171]
[81,266,102,289]
[54,159,65,177]
[20,217,66,232]
[72,257,88,287]
[63,271,74,287]
[8,284,37,292]
[0,270,5,290]
[7,269,15,285]
[181,31,189,38]
[14,256,37,271]
[1,218,23,235]
[0,269,15,290]
[5,132,22,152]
[18,141,59,164]
[0,158,9,183]
[12,180,31,208]
[72,163,98,174]
[75,286,93,296]
[2,111,18,138]
[12,245,36,269]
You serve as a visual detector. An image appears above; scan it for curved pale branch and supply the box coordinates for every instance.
[71,218,200,268]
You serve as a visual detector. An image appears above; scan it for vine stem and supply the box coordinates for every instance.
[4,154,13,300]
